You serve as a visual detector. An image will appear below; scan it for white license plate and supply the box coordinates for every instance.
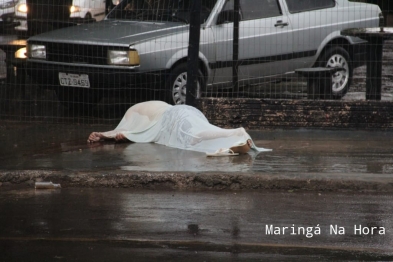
[59,73,90,88]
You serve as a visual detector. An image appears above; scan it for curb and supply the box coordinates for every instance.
[1,170,393,192]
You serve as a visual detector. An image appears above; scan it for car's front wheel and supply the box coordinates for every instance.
[85,12,93,21]
[317,46,353,99]
[166,63,204,105]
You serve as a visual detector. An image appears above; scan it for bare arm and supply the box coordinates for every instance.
[87,132,129,143]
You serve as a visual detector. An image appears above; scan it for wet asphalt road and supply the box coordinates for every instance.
[2,122,393,175]
[0,186,393,261]
[1,122,393,192]
[1,123,393,260]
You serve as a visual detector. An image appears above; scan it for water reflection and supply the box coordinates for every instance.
[118,143,257,172]
[8,133,393,175]
[110,188,253,240]
[252,151,393,174]
[1,188,392,257]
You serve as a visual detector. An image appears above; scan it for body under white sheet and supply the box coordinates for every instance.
[101,101,271,153]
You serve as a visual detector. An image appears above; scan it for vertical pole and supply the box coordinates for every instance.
[232,0,240,94]
[186,0,201,107]
[366,37,383,100]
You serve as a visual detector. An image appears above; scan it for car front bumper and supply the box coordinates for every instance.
[26,60,169,92]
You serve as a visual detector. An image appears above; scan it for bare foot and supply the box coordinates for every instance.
[87,132,105,143]
[230,139,252,154]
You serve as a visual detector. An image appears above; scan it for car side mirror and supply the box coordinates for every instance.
[216,10,241,25]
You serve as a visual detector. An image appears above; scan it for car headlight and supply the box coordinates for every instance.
[0,1,16,9]
[15,47,27,59]
[28,44,46,59]
[70,5,81,13]
[17,3,28,13]
[107,50,140,66]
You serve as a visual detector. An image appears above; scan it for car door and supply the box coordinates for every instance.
[211,0,293,87]
[283,0,337,70]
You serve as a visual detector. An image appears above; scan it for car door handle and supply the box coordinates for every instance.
[274,21,289,27]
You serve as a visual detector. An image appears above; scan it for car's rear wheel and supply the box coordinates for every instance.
[317,46,352,99]
[166,63,204,105]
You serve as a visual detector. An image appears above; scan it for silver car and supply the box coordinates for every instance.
[26,0,382,105]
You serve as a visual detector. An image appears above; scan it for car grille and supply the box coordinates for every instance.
[43,42,110,65]
[30,42,129,65]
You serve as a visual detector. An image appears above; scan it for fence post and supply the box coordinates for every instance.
[232,0,240,94]
[186,0,201,107]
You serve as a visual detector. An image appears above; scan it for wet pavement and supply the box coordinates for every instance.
[0,186,392,261]
[1,122,393,191]
[1,122,393,260]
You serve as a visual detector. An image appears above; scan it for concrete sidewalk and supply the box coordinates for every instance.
[1,122,393,191]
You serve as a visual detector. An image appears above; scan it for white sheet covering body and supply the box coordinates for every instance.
[101,101,270,153]
[101,101,171,142]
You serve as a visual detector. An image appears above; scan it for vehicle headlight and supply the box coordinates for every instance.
[15,47,27,59]
[0,1,16,9]
[107,50,140,66]
[17,3,28,13]
[28,44,46,59]
[70,5,81,13]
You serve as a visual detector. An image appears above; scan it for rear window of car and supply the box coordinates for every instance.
[285,0,335,13]
[107,0,217,23]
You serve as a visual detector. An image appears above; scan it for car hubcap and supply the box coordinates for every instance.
[172,72,200,105]
[326,54,349,93]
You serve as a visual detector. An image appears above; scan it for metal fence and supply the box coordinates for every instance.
[0,0,392,124]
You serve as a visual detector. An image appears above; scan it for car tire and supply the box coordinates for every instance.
[166,63,204,105]
[317,46,352,99]
[85,13,93,21]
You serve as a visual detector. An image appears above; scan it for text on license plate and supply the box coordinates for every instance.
[59,73,90,88]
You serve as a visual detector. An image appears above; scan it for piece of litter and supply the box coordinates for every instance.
[35,182,61,189]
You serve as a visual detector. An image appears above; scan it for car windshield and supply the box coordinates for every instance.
[107,0,217,24]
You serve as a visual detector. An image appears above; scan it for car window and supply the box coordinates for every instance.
[223,0,282,20]
[285,0,335,13]
[241,0,281,20]
[107,0,217,23]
